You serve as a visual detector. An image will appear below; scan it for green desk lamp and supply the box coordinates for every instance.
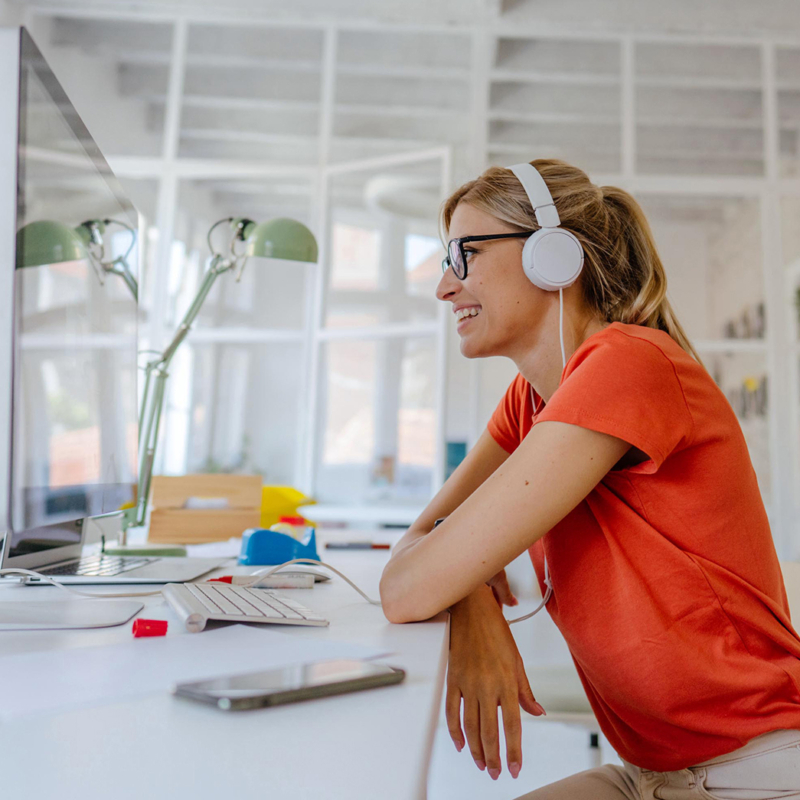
[122,216,318,541]
[16,219,88,268]
[16,218,139,301]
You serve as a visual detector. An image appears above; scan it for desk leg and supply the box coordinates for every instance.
[416,614,451,800]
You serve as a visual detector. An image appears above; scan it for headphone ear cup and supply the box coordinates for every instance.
[521,229,584,291]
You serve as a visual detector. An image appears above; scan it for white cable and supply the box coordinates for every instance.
[0,560,381,606]
[508,294,566,624]
[0,568,162,598]
[245,559,381,605]
[507,559,553,624]
[559,287,566,369]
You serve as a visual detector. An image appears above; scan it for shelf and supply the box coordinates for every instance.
[299,503,422,526]
[694,339,768,353]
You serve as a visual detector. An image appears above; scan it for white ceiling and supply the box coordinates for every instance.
[9,0,800,221]
[10,0,800,37]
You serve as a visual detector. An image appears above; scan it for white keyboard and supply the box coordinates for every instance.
[162,582,329,633]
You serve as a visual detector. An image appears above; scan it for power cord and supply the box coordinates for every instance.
[0,560,381,606]
[244,559,381,605]
[506,559,553,625]
[504,290,566,624]
[558,287,566,368]
[0,569,162,598]
[0,562,543,623]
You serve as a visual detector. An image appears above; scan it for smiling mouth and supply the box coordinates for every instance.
[455,307,481,323]
[456,314,481,335]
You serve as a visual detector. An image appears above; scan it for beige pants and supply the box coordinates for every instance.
[514,730,800,800]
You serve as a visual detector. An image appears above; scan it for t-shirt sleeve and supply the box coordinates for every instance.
[535,330,693,472]
[487,373,529,454]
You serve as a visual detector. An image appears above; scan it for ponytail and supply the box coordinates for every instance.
[598,185,703,365]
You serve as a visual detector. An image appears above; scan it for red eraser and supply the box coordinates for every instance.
[132,618,168,637]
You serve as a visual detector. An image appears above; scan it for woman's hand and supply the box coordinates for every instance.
[446,584,545,781]
[486,568,518,608]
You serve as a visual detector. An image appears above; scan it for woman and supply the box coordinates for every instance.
[379,159,800,798]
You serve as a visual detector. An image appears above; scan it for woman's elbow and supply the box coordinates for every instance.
[379,569,431,623]
[380,573,414,623]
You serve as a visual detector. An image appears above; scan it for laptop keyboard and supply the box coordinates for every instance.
[40,554,156,577]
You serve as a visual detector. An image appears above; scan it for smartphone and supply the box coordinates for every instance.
[172,659,406,711]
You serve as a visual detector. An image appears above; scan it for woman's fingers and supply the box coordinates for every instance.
[500,694,523,779]
[516,657,546,717]
[463,698,486,771]
[480,699,503,780]
[445,684,464,752]
[487,570,518,606]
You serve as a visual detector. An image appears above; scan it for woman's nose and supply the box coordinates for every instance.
[436,267,460,302]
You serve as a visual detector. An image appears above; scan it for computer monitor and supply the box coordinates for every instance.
[0,28,138,571]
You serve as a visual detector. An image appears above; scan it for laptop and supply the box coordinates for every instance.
[0,517,227,585]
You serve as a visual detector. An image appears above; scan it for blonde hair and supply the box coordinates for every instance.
[440,159,702,364]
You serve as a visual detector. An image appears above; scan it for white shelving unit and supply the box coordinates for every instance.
[11,5,799,552]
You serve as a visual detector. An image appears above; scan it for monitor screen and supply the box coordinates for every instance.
[5,30,138,559]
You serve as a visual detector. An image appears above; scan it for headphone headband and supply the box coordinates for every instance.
[508,163,561,228]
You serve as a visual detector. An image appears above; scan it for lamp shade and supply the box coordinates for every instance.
[16,219,88,269]
[244,217,318,263]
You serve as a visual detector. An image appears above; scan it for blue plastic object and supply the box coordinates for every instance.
[238,527,319,566]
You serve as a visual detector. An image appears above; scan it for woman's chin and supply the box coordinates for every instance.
[459,336,492,359]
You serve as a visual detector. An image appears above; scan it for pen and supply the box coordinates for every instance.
[207,575,314,589]
[325,542,391,550]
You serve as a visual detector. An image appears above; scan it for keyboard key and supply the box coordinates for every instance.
[188,584,245,616]
[185,583,225,613]
[202,587,248,616]
[253,591,303,620]
[223,587,268,616]
[231,587,292,618]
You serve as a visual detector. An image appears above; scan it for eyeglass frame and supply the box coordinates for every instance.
[442,231,535,280]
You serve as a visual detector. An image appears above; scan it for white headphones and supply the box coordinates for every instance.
[507,163,584,292]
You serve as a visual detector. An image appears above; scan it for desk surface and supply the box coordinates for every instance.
[0,534,449,800]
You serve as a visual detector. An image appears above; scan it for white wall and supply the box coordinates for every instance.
[24,16,161,159]
[0,1,23,26]
[653,220,710,341]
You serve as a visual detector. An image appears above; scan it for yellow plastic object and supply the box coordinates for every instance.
[260,486,316,529]
[269,522,302,540]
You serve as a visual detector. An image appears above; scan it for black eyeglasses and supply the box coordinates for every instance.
[442,232,535,280]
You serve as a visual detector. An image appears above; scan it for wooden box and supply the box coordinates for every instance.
[148,474,262,544]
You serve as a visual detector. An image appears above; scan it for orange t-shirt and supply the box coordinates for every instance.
[488,321,800,771]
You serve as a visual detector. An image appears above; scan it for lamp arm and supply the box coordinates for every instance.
[159,255,231,368]
[133,365,168,530]
[105,257,139,301]
[123,254,235,533]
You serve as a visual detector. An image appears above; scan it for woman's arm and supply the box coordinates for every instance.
[380,420,631,623]
[383,429,539,779]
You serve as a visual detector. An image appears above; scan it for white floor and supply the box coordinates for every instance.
[428,716,622,799]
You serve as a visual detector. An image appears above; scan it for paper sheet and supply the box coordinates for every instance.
[0,624,388,721]
[185,537,242,558]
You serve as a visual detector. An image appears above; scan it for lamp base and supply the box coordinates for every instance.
[103,542,188,558]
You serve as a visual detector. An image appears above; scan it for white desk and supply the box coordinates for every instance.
[0,536,449,800]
